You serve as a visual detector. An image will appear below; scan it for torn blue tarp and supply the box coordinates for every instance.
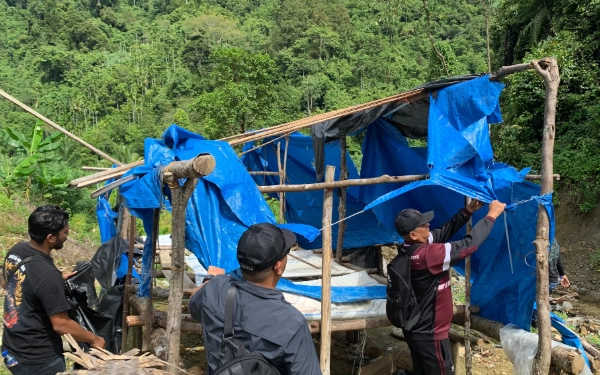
[357,76,554,329]
[96,192,117,244]
[117,125,320,297]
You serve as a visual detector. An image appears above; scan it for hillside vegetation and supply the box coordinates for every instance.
[0,0,598,227]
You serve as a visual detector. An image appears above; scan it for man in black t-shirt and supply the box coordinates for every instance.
[1,205,105,375]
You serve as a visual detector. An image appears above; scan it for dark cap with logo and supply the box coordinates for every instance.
[394,209,434,236]
[237,223,297,272]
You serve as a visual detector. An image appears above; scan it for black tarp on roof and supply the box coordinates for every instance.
[311,74,484,180]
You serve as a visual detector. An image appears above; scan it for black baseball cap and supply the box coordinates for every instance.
[237,223,297,272]
[394,209,434,236]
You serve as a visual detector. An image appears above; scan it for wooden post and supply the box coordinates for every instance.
[0,88,123,165]
[531,57,560,375]
[282,136,289,219]
[121,215,136,352]
[336,137,348,263]
[142,208,160,352]
[160,154,216,371]
[320,166,335,375]
[120,207,133,241]
[164,171,197,371]
[464,198,473,375]
[277,142,284,223]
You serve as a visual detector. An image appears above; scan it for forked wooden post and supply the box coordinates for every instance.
[531,57,560,375]
[161,154,216,371]
[320,166,335,375]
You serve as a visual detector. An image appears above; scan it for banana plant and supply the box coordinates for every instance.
[0,122,63,201]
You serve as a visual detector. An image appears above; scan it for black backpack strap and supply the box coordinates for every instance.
[3,255,41,282]
[223,285,237,339]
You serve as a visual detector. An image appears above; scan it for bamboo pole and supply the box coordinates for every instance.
[121,215,136,352]
[261,174,427,193]
[0,88,123,165]
[82,166,110,172]
[319,166,335,375]
[70,160,145,187]
[336,137,348,264]
[464,198,473,375]
[531,57,560,375]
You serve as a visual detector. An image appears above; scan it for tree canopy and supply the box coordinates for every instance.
[0,0,598,213]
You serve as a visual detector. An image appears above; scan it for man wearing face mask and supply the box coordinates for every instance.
[188,223,321,375]
[392,199,506,375]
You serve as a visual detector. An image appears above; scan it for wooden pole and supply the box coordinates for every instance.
[336,137,348,264]
[277,142,284,223]
[531,57,560,375]
[489,62,533,81]
[121,215,136,352]
[164,172,197,371]
[142,208,160,352]
[464,198,473,375]
[282,136,290,220]
[0,88,122,165]
[70,160,145,187]
[260,174,428,193]
[257,173,557,194]
[82,166,110,172]
[319,166,335,375]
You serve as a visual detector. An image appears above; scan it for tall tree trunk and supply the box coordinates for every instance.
[531,57,560,375]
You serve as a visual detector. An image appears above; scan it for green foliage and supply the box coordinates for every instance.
[0,0,520,232]
[492,0,600,211]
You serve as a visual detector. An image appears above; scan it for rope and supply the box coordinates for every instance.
[320,210,365,231]
[503,212,514,274]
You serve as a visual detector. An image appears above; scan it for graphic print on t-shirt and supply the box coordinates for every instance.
[3,254,26,329]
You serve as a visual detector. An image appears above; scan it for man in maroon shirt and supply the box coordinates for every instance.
[394,199,506,375]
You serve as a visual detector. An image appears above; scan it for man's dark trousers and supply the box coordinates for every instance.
[406,338,454,375]
[5,356,65,375]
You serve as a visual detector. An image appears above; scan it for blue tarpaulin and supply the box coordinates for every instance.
[95,74,555,328]
[241,75,553,329]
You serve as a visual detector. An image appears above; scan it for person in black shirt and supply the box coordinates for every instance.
[1,205,105,375]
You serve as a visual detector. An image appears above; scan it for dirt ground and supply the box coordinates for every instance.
[1,198,600,374]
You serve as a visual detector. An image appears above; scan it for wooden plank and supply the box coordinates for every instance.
[159,250,171,270]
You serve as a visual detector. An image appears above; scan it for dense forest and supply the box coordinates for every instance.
[0,0,598,220]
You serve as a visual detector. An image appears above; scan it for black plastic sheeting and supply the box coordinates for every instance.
[311,74,483,180]
[66,261,119,353]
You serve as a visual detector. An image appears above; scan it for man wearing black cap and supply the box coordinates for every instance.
[393,199,505,375]
[188,223,321,375]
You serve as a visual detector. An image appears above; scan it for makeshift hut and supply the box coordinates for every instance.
[1,58,575,374]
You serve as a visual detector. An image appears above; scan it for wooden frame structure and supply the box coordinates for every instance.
[1,57,573,374]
